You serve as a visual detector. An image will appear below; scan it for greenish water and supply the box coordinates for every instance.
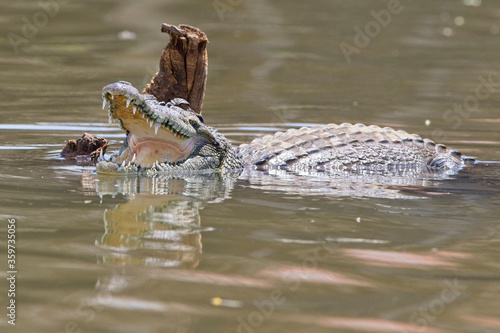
[1,1,500,332]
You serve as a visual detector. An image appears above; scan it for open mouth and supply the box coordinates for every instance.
[101,83,197,169]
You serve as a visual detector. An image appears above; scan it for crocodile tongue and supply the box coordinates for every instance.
[106,95,196,168]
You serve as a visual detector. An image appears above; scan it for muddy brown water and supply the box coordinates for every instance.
[1,1,500,332]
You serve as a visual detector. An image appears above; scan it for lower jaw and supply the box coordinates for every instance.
[96,153,171,174]
[114,146,191,168]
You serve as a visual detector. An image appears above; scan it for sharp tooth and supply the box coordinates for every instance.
[121,160,125,168]
[154,123,159,135]
[131,153,136,163]
[102,99,107,110]
[126,99,131,108]
[133,105,137,114]
[111,95,114,100]
[150,120,154,128]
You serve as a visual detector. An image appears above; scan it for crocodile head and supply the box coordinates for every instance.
[97,81,242,175]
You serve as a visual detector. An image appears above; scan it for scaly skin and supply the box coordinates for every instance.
[97,81,472,177]
[237,123,468,172]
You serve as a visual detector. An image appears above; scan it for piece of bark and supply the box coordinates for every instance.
[143,24,208,114]
[60,133,109,161]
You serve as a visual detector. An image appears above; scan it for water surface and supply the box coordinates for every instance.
[1,1,500,332]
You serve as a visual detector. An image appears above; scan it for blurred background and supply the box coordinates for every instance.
[1,1,499,332]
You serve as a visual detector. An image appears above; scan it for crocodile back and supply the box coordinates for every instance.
[237,123,466,173]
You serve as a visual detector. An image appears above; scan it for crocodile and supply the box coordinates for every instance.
[94,23,473,177]
[96,80,472,177]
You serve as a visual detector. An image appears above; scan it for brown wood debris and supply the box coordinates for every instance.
[143,24,208,114]
[60,133,109,162]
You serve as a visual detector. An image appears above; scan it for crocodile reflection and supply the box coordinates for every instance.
[90,172,235,268]
[84,169,423,270]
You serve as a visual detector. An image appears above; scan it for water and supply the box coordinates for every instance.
[1,0,500,332]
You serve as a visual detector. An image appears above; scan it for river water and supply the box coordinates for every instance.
[1,1,500,332]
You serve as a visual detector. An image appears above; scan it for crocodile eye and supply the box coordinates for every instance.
[196,114,204,123]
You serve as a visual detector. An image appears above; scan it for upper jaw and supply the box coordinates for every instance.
[102,81,198,139]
